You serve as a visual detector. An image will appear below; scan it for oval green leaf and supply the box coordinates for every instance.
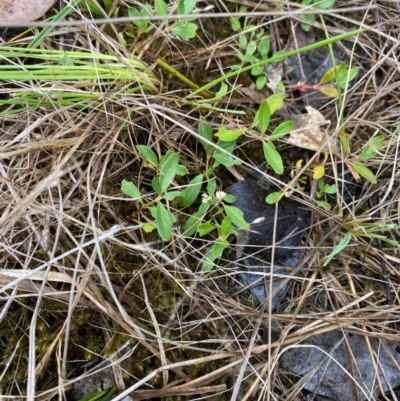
[265,191,282,204]
[223,205,249,230]
[263,141,284,174]
[137,145,158,165]
[159,152,179,193]
[266,93,284,115]
[155,0,168,16]
[198,222,216,236]
[171,23,198,40]
[258,100,271,135]
[271,120,293,137]
[352,163,377,184]
[215,127,243,141]
[156,202,173,241]
[179,174,203,207]
[319,86,339,98]
[121,179,143,203]
[198,121,213,155]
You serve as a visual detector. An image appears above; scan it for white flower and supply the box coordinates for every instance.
[202,193,212,203]
[215,190,226,201]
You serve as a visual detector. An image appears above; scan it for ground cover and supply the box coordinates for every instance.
[0,1,400,400]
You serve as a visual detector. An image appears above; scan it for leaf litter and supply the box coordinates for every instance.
[226,180,400,400]
[287,106,340,156]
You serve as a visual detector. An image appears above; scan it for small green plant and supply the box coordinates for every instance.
[349,134,385,185]
[300,0,336,32]
[121,145,249,270]
[76,385,117,401]
[0,46,158,116]
[80,0,112,16]
[230,8,272,90]
[315,179,337,210]
[285,62,358,99]
[323,231,351,266]
[126,0,198,41]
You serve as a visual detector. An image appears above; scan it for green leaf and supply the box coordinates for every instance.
[323,231,351,266]
[78,385,117,401]
[300,12,315,32]
[265,191,282,204]
[347,67,359,83]
[319,66,337,84]
[360,134,384,160]
[220,216,232,237]
[258,37,270,57]
[137,145,158,166]
[223,205,249,230]
[301,22,311,32]
[266,93,284,115]
[256,74,267,89]
[118,32,127,48]
[319,86,339,98]
[315,0,335,9]
[207,178,217,196]
[243,54,258,63]
[352,163,377,184]
[178,0,197,14]
[121,180,143,203]
[257,100,271,135]
[152,177,162,196]
[156,202,173,241]
[163,191,183,201]
[198,222,216,236]
[335,63,358,88]
[213,152,241,167]
[128,6,151,31]
[216,139,237,154]
[149,207,157,219]
[215,127,243,141]
[60,53,74,66]
[230,16,241,32]
[155,0,168,16]
[176,165,189,176]
[223,194,236,203]
[263,141,284,174]
[239,34,248,49]
[323,184,337,194]
[339,134,350,156]
[271,120,293,137]
[211,241,224,259]
[159,152,179,193]
[198,121,213,155]
[251,66,264,76]
[316,200,331,210]
[203,245,219,271]
[179,174,203,207]
[255,28,265,40]
[215,83,228,98]
[171,23,198,40]
[141,222,156,233]
[183,203,209,236]
[246,42,257,56]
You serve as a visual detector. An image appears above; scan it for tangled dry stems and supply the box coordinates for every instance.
[0,1,400,400]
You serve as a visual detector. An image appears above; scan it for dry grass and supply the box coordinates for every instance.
[1,1,400,400]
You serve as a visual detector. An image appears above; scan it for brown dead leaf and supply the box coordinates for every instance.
[240,85,271,104]
[0,0,55,23]
[287,106,340,155]
[265,63,283,93]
